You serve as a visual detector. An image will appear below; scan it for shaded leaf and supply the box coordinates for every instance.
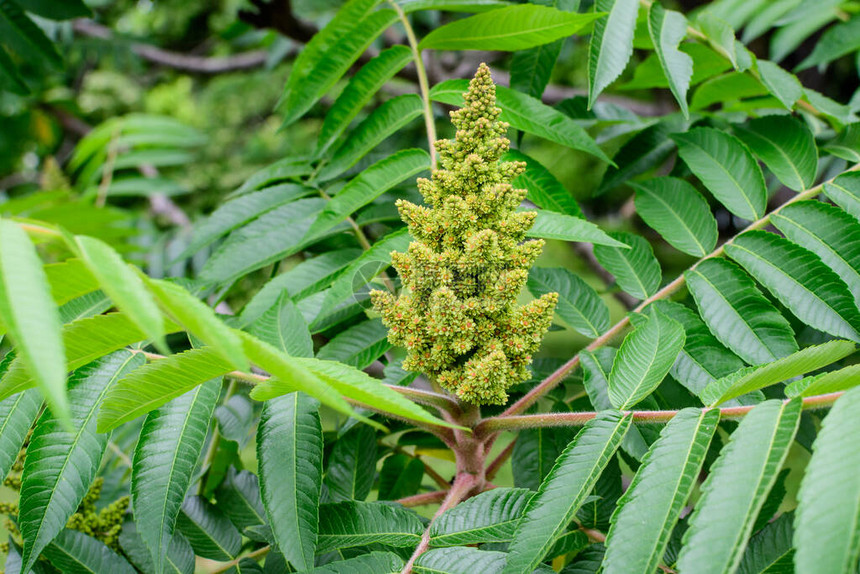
[324,424,378,502]
[177,495,242,561]
[505,149,582,217]
[527,267,609,338]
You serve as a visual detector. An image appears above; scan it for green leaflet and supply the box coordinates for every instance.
[257,393,323,571]
[0,387,41,480]
[0,0,62,67]
[429,79,611,163]
[419,4,600,51]
[587,0,639,108]
[733,116,817,191]
[756,59,803,110]
[513,425,577,490]
[771,200,860,307]
[247,293,314,358]
[673,127,766,221]
[279,0,397,127]
[648,4,692,118]
[527,267,609,338]
[43,258,99,305]
[315,501,424,554]
[505,149,583,217]
[227,158,313,198]
[785,363,860,397]
[824,171,860,222]
[19,351,143,573]
[508,0,575,99]
[324,424,378,502]
[41,528,136,574]
[700,339,856,406]
[377,454,423,501]
[633,176,717,257]
[73,234,166,351]
[738,513,795,574]
[0,219,68,422]
[794,386,860,573]
[97,347,233,432]
[725,230,860,343]
[215,469,266,531]
[502,411,631,573]
[796,14,860,71]
[608,308,685,409]
[686,258,798,366]
[310,551,404,573]
[214,395,254,447]
[316,318,390,369]
[176,495,241,561]
[132,377,220,574]
[316,45,413,155]
[593,231,661,300]
[430,487,533,546]
[309,148,429,238]
[119,520,195,574]
[179,184,312,259]
[526,210,625,246]
[822,124,860,162]
[417,547,543,574]
[676,399,801,574]
[603,408,719,574]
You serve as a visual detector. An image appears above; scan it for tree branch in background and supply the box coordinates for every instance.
[238,0,317,43]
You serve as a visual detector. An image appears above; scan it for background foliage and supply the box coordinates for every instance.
[2,0,860,572]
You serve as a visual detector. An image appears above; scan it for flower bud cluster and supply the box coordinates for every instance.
[372,64,557,405]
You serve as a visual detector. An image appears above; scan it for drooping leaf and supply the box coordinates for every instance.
[608,308,685,409]
[177,495,242,561]
[257,393,323,571]
[0,219,68,422]
[700,339,856,406]
[526,210,626,246]
[794,385,860,573]
[587,0,639,108]
[686,258,798,366]
[603,408,719,574]
[98,347,233,432]
[593,231,661,300]
[430,487,533,547]
[317,99,425,182]
[771,200,860,307]
[0,387,40,480]
[315,501,424,554]
[672,127,767,221]
[132,377,220,574]
[429,80,611,163]
[279,0,397,127]
[648,4,692,118]
[725,230,860,342]
[324,424,378,502]
[19,351,143,573]
[676,399,801,574]
[502,411,631,574]
[824,171,860,221]
[316,319,390,369]
[310,148,429,237]
[317,45,413,155]
[733,116,817,191]
[419,4,601,51]
[41,529,136,574]
[505,149,582,217]
[527,267,609,338]
[247,293,314,358]
[633,177,717,256]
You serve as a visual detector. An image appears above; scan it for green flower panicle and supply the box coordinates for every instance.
[371,64,558,405]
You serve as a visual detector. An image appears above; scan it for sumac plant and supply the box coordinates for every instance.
[4,0,860,573]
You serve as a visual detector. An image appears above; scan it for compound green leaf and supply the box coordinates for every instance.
[430,487,533,547]
[726,230,860,342]
[19,351,143,573]
[593,231,661,300]
[686,258,797,366]
[794,385,860,573]
[588,0,639,108]
[648,3,692,117]
[700,339,856,406]
[419,4,601,51]
[633,176,717,256]
[603,408,719,574]
[676,399,801,574]
[177,495,241,561]
[673,127,766,221]
[0,219,68,422]
[609,308,685,409]
[317,97,425,182]
[316,501,424,554]
[502,411,631,574]
[527,267,608,338]
[132,378,220,574]
[733,116,817,191]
